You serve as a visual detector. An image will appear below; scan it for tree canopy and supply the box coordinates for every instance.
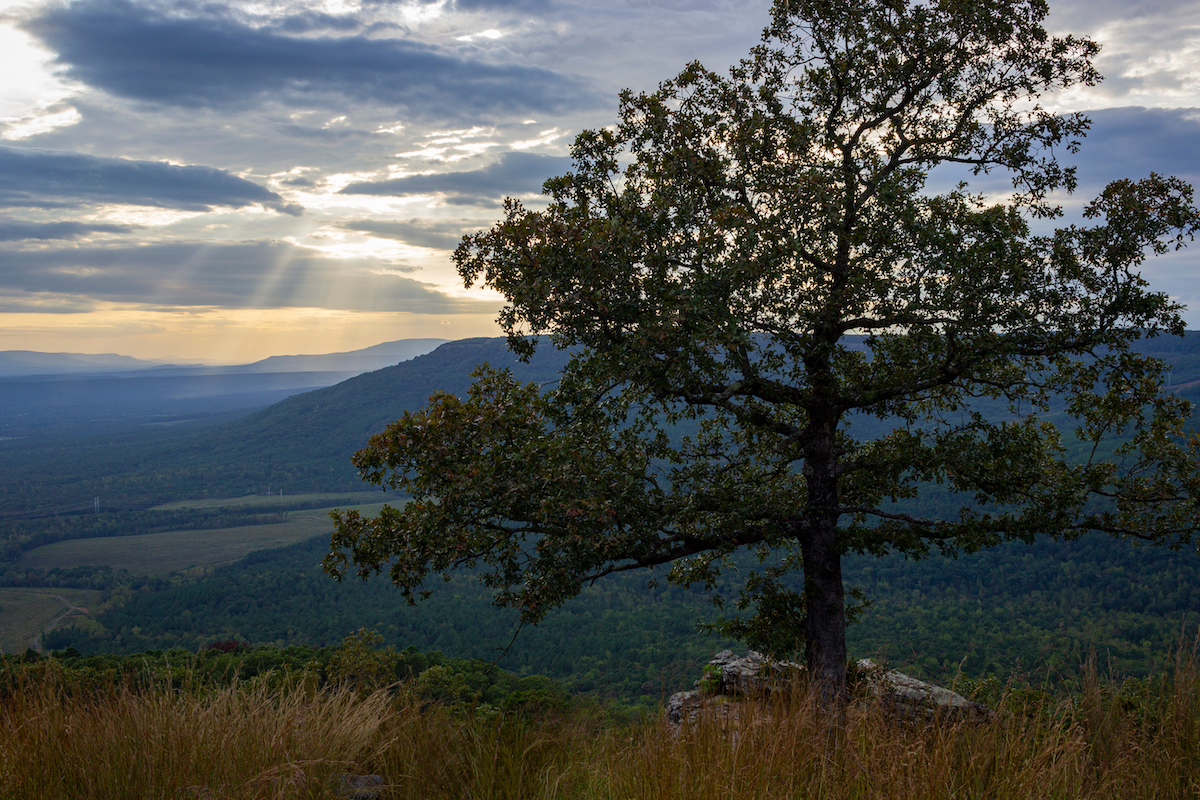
[326,0,1200,699]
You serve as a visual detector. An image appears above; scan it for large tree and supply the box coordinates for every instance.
[326,0,1200,699]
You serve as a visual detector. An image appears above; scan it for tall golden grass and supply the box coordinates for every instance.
[2,649,1198,799]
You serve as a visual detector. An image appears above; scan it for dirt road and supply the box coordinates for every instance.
[31,595,89,654]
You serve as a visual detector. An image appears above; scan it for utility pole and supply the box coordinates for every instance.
[94,497,99,514]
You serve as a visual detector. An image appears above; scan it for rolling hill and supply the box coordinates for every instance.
[0,338,572,514]
[3,332,1199,516]
[0,338,448,437]
[8,332,1200,699]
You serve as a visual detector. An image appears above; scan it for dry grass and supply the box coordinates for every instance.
[0,668,394,799]
[3,650,1199,799]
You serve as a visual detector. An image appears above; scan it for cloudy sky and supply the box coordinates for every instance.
[0,0,1197,363]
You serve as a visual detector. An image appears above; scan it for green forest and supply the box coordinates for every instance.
[1,334,1197,706]
[42,527,1200,703]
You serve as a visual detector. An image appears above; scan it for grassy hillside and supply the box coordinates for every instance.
[0,587,100,654]
[5,643,1200,799]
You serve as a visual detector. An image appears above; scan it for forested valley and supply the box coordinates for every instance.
[0,335,1195,704]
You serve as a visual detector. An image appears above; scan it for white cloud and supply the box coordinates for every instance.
[456,28,503,41]
[0,23,75,119]
[2,105,81,139]
[4,0,1200,357]
[510,127,562,149]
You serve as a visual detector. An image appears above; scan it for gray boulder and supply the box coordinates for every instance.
[854,658,993,722]
[667,651,992,725]
[708,649,803,696]
[666,649,801,726]
[665,689,705,726]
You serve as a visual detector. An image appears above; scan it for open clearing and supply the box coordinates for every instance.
[19,504,390,575]
[151,492,386,511]
[0,587,102,654]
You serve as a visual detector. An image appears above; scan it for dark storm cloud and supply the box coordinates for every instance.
[0,221,137,241]
[0,146,302,214]
[362,0,552,9]
[335,218,485,250]
[23,0,597,119]
[452,0,553,10]
[923,106,1200,201]
[1073,107,1200,189]
[261,11,363,34]
[0,240,499,313]
[0,294,97,314]
[339,152,571,203]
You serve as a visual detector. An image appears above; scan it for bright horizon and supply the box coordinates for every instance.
[1,0,1198,363]
[0,333,456,366]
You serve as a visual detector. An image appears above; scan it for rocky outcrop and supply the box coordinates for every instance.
[854,658,993,722]
[666,689,705,726]
[667,651,992,725]
[708,649,804,696]
[666,650,799,726]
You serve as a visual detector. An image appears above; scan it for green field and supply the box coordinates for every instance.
[18,504,389,575]
[0,587,102,654]
[151,492,386,511]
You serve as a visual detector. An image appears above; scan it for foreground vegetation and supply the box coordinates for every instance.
[42,531,1200,701]
[4,639,1199,799]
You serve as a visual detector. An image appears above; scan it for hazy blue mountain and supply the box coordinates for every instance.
[0,371,349,436]
[122,338,450,377]
[0,338,451,436]
[2,333,1198,513]
[1,338,448,379]
[0,337,573,511]
[221,338,448,374]
[0,350,177,377]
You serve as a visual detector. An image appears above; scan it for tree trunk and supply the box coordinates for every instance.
[801,523,847,704]
[800,409,848,705]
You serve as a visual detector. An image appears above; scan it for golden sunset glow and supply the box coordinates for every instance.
[0,305,501,363]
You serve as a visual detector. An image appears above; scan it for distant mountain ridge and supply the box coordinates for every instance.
[0,338,450,437]
[226,338,449,374]
[0,351,176,377]
[2,333,1199,513]
[0,338,448,379]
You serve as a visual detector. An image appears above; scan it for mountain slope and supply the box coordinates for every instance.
[0,351,173,377]
[0,338,449,437]
[3,332,1198,515]
[0,338,571,513]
